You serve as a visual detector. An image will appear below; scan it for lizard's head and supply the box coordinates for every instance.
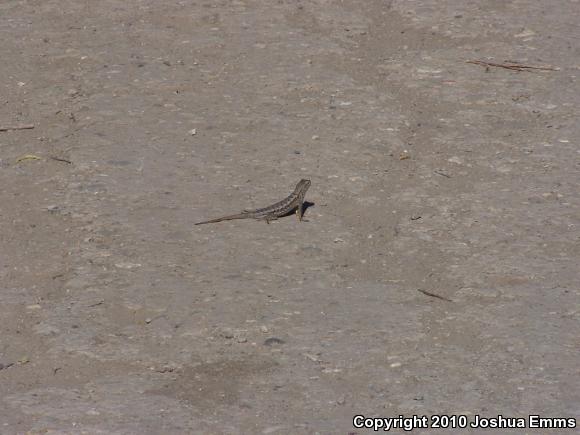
[296,179,311,192]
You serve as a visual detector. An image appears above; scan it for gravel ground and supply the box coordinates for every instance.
[1,0,579,433]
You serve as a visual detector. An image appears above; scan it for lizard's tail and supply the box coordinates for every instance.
[194,213,249,225]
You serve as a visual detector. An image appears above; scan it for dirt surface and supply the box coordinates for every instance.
[1,0,579,433]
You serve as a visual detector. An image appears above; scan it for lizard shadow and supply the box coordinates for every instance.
[303,201,315,214]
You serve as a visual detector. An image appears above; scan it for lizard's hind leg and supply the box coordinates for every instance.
[260,215,278,224]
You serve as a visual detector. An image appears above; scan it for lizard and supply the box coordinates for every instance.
[195,179,311,225]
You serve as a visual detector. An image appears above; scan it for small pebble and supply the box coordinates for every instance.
[114,262,141,269]
[220,328,234,339]
[262,426,286,434]
[321,367,342,373]
[264,337,285,346]
[303,353,321,362]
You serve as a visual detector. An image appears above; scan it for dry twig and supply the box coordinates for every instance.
[0,124,34,132]
[434,170,451,178]
[49,156,72,164]
[466,60,558,72]
[417,288,453,302]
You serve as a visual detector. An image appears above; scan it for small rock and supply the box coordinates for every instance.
[152,364,177,373]
[46,205,60,213]
[220,328,234,339]
[264,337,285,346]
[514,29,536,38]
[189,128,197,136]
[303,353,321,362]
[26,304,42,310]
[262,426,286,434]
[114,262,141,269]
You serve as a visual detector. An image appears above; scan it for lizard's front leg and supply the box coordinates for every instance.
[296,202,305,221]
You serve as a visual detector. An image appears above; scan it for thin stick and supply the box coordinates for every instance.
[0,124,35,132]
[434,170,451,178]
[417,288,453,302]
[466,60,558,72]
[49,156,72,164]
